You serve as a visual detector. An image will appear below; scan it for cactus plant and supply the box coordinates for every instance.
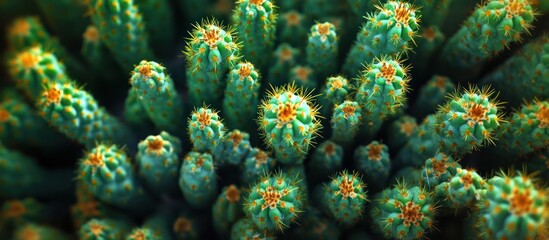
[178,152,218,208]
[322,170,368,225]
[213,129,251,166]
[386,115,417,150]
[14,223,69,240]
[306,22,338,80]
[222,62,261,130]
[421,153,461,189]
[243,172,304,232]
[212,185,244,234]
[267,43,301,86]
[188,106,225,153]
[79,218,133,240]
[435,168,486,210]
[307,140,343,182]
[354,141,391,190]
[240,148,277,185]
[331,100,362,145]
[289,65,317,89]
[230,218,275,240]
[278,11,308,49]
[319,76,351,116]
[134,0,174,55]
[184,19,240,106]
[258,84,321,165]
[411,75,455,119]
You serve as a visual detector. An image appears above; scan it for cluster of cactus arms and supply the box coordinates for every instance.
[2,0,549,239]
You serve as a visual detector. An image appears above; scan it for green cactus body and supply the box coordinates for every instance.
[435,88,502,154]
[441,0,535,71]
[136,132,182,195]
[411,75,455,119]
[7,16,60,53]
[234,0,277,69]
[213,129,251,166]
[421,153,460,189]
[130,60,184,133]
[81,25,118,74]
[35,0,89,43]
[172,212,203,240]
[188,107,225,152]
[241,148,276,185]
[0,97,65,148]
[212,185,244,234]
[184,20,240,106]
[230,218,275,240]
[244,172,304,232]
[306,22,338,80]
[283,164,310,205]
[499,100,549,156]
[71,180,118,229]
[0,146,71,199]
[322,171,367,225]
[307,140,343,182]
[387,115,417,150]
[178,152,217,208]
[395,114,439,168]
[330,100,362,145]
[1,198,43,227]
[123,89,150,127]
[126,228,158,240]
[14,223,69,240]
[354,141,391,189]
[278,11,308,49]
[141,209,173,240]
[258,85,321,165]
[134,0,174,55]
[89,0,153,71]
[408,26,445,77]
[320,76,350,116]
[343,1,420,76]
[37,81,130,148]
[8,46,68,101]
[267,43,301,87]
[78,144,153,210]
[289,65,317,89]
[355,57,410,138]
[371,183,437,240]
[79,218,132,240]
[222,62,261,130]
[390,167,423,186]
[435,168,485,209]
[475,173,548,240]
[480,36,548,107]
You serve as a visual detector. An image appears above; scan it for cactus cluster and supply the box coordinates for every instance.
[1,0,548,239]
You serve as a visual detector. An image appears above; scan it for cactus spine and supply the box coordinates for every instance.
[322,170,368,225]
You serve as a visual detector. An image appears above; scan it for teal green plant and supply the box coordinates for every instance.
[240,148,276,185]
[230,218,275,240]
[499,100,548,156]
[8,46,68,101]
[178,152,218,208]
[354,141,391,190]
[480,36,548,107]
[435,168,486,210]
[307,140,343,182]
[411,75,455,118]
[322,170,367,225]
[81,25,118,74]
[370,182,437,239]
[421,153,461,189]
[134,0,174,55]
[395,114,438,167]
[440,0,535,71]
[136,132,182,195]
[35,0,89,43]
[407,26,445,77]
[37,81,130,148]
[123,88,150,127]
[343,1,420,76]
[267,43,301,86]
[289,65,317,89]
[278,11,308,49]
[172,211,203,239]
[88,0,153,71]
[188,106,225,152]
[7,16,63,54]
[125,228,157,240]
[415,0,453,27]
[79,218,132,240]
[222,62,261,130]
[233,0,277,69]
[386,115,417,150]
[319,76,350,116]
[0,97,65,148]
[355,57,410,138]
[71,180,117,229]
[0,198,44,228]
[306,22,338,80]
[130,60,184,133]
[212,185,244,234]
[0,146,71,199]
[213,129,251,166]
[139,208,173,240]
[282,164,310,205]
[258,84,321,165]
[331,100,362,145]
[78,144,153,210]
[475,172,548,240]
[244,172,304,232]
[184,19,240,106]
[390,167,423,186]
[14,223,69,240]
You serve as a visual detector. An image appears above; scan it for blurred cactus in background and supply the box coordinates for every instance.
[0,0,548,239]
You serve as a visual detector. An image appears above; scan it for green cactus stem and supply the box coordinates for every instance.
[289,65,317,90]
[213,129,251,166]
[354,141,391,190]
[278,10,308,49]
[79,218,133,240]
[319,76,351,117]
[267,43,301,87]
[435,168,486,210]
[212,185,244,234]
[307,140,343,182]
[178,152,218,208]
[322,170,368,225]
[230,218,275,240]
[14,223,69,240]
[240,148,277,185]
[222,62,261,130]
[187,106,225,153]
[306,22,338,80]
[330,100,362,145]
[135,0,175,56]
[421,153,461,189]
[411,75,455,119]
[386,115,417,150]
[35,0,89,44]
